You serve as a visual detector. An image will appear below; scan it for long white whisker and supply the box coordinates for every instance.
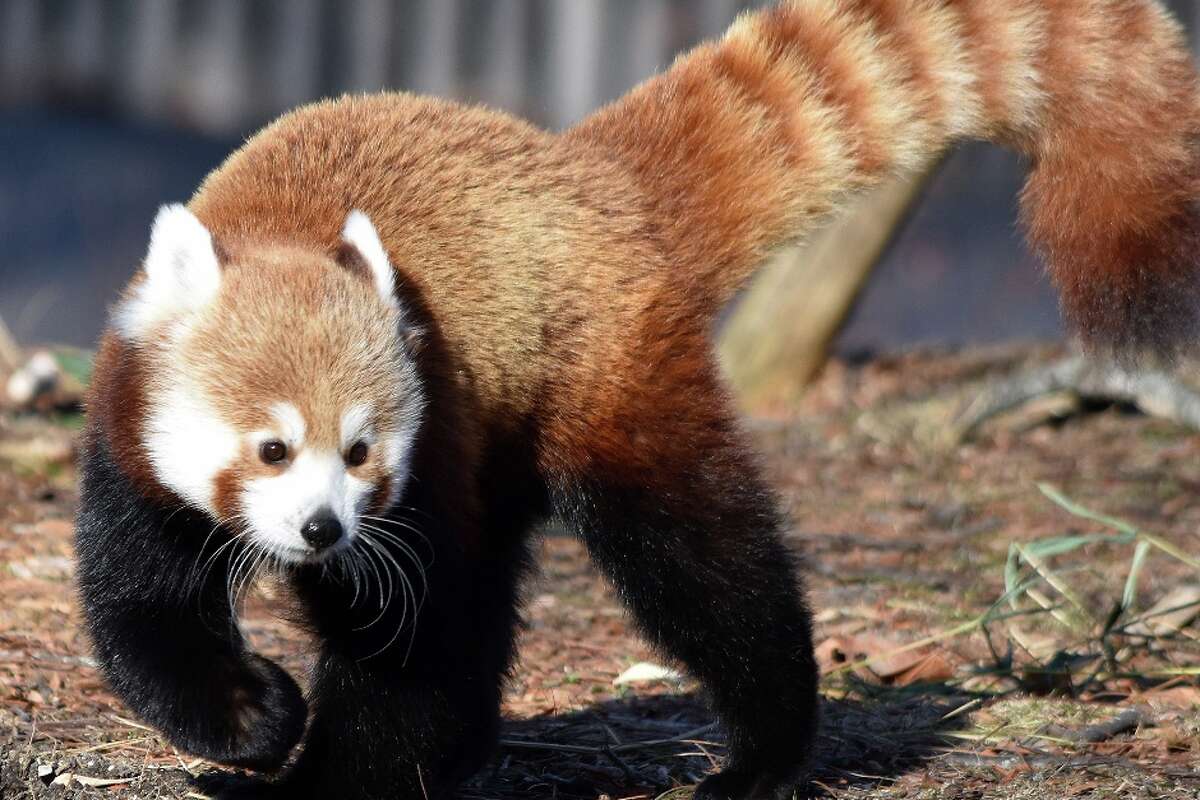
[191,532,239,598]
[235,547,267,613]
[357,523,426,663]
[352,533,397,631]
[356,528,415,660]
[186,513,250,596]
[359,514,434,553]
[357,534,388,612]
[226,542,257,620]
[369,542,391,613]
[340,546,363,607]
[360,513,433,542]
[224,546,245,617]
[350,532,384,614]
[360,524,433,577]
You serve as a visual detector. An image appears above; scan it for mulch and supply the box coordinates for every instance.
[2,344,1198,798]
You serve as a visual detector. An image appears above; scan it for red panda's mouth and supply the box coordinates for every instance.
[255,532,356,567]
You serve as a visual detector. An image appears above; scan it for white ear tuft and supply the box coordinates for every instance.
[341,210,397,308]
[113,204,222,340]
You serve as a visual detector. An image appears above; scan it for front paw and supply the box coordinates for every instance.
[177,654,307,772]
[693,765,807,800]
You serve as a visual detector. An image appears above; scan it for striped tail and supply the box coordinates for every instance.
[567,0,1200,359]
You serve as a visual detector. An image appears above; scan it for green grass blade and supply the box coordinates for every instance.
[1023,533,1127,559]
[1004,542,1022,610]
[1015,542,1094,630]
[1140,533,1200,570]
[1121,540,1151,612]
[1036,483,1139,538]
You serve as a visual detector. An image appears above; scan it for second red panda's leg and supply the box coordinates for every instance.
[552,415,820,800]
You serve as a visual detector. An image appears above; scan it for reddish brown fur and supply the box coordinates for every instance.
[1017,0,1200,358]
[77,6,1200,795]
[89,0,1200,504]
[843,0,946,128]
[86,337,160,499]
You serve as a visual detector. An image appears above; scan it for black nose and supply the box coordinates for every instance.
[301,510,343,551]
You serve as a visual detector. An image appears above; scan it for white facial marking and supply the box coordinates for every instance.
[242,449,373,564]
[271,402,306,446]
[340,403,373,450]
[378,410,422,509]
[114,204,222,341]
[144,384,239,513]
[341,210,397,308]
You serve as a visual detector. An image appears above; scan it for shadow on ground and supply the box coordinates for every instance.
[185,687,972,799]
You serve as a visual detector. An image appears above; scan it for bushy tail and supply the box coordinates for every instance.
[568,0,1200,359]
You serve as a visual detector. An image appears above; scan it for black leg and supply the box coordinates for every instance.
[250,481,535,800]
[75,434,306,771]
[555,449,818,800]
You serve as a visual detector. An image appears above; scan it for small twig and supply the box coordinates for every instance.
[953,355,1200,441]
[600,746,640,783]
[683,740,721,770]
[939,746,1199,779]
[1043,707,1149,744]
[940,697,982,721]
[499,723,719,758]
[499,739,602,755]
[938,750,1117,770]
[611,724,719,754]
[108,714,157,733]
[65,736,155,755]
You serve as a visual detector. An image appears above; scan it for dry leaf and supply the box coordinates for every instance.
[1144,685,1200,711]
[891,652,956,686]
[612,662,683,686]
[1127,584,1200,637]
[816,634,930,681]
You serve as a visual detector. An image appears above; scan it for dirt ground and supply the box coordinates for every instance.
[2,344,1198,799]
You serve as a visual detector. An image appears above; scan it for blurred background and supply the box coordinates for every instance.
[1,0,1198,356]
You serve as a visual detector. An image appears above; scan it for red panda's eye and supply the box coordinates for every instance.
[346,441,368,467]
[259,440,288,464]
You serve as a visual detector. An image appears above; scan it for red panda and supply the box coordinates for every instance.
[75,2,1200,799]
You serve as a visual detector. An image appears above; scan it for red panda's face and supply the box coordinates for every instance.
[114,206,424,565]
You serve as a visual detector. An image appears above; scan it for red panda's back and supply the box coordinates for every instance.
[188,93,661,433]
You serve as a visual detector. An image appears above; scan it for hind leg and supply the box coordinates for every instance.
[551,402,819,799]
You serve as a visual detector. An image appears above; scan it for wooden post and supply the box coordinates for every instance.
[0,314,23,373]
[719,163,940,412]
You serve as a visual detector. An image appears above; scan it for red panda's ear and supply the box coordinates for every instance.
[113,204,223,340]
[338,210,398,309]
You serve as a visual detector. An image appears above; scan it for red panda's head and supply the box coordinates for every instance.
[112,205,424,565]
